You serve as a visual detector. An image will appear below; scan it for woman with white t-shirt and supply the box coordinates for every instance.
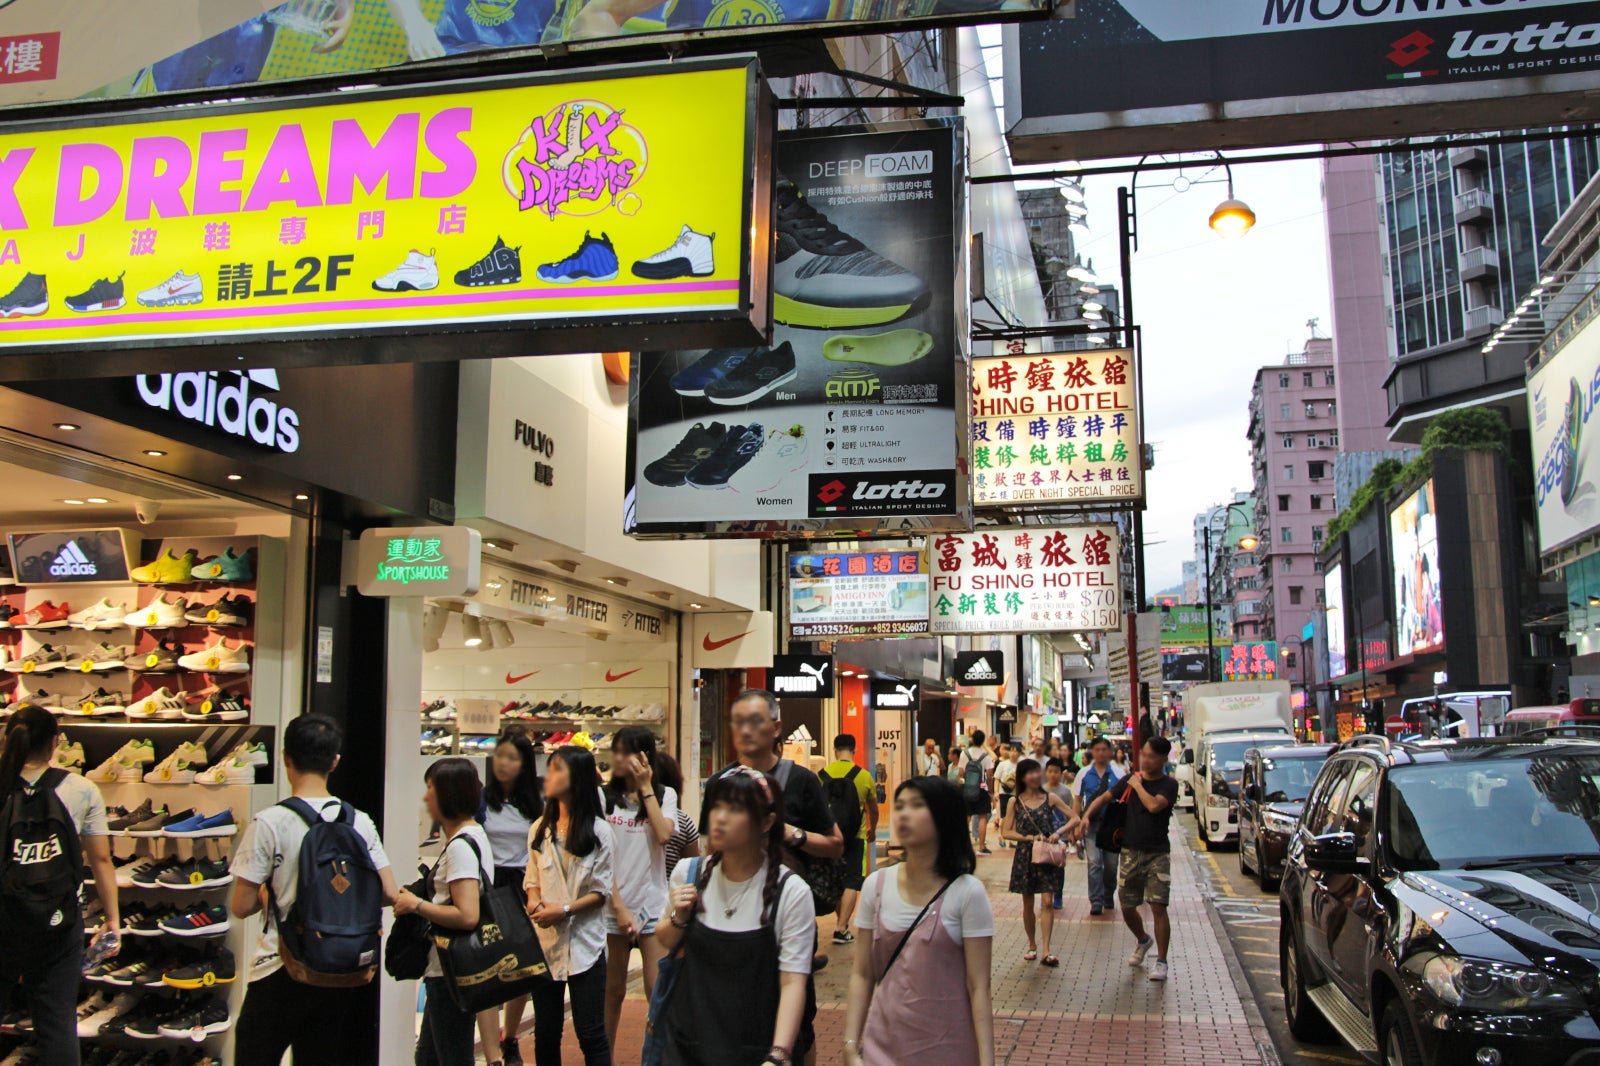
[476,730,543,1066]
[656,766,812,1066]
[395,758,491,1066]
[525,745,613,1066]
[601,726,676,1054]
[842,775,995,1066]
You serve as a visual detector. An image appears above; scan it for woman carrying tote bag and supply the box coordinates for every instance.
[525,745,614,1066]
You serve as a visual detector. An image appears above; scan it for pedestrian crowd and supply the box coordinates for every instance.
[0,693,1182,1066]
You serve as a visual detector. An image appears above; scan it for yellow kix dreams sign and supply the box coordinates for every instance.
[0,57,768,375]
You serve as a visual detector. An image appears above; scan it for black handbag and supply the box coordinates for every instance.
[435,835,549,1013]
[1095,782,1130,855]
[385,863,437,982]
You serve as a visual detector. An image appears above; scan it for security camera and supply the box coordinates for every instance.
[134,499,161,525]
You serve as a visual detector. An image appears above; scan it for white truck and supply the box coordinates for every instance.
[1175,682,1293,849]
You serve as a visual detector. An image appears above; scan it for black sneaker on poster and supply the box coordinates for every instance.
[65,274,126,313]
[704,342,797,405]
[686,424,764,489]
[772,178,928,329]
[643,422,727,487]
[454,237,522,287]
[0,272,47,317]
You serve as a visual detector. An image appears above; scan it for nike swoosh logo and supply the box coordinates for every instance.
[605,668,642,683]
[505,670,540,684]
[702,631,750,652]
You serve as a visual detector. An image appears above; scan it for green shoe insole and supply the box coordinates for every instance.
[821,329,933,366]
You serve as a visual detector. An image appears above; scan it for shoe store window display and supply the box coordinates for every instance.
[0,703,122,1066]
[474,730,545,1066]
[229,715,398,1066]
[599,725,677,1059]
[394,759,493,1066]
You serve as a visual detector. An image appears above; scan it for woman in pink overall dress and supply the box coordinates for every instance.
[841,776,995,1066]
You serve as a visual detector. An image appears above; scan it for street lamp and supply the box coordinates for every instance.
[1203,501,1257,682]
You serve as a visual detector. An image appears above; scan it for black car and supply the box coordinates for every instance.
[1238,743,1332,891]
[1280,733,1600,1065]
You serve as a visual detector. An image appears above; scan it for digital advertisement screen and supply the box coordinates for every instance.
[1389,480,1444,658]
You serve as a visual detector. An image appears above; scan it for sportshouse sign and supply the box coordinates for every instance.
[354,525,481,597]
[0,58,768,378]
[1004,0,1600,161]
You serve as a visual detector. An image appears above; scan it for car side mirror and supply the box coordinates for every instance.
[1304,831,1367,874]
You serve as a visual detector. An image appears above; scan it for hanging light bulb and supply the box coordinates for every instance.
[1209,176,1256,238]
[462,612,483,648]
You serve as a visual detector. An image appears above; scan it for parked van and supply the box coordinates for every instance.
[1502,699,1600,736]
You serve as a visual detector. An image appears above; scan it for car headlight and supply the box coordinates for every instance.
[1421,954,1584,1010]
[1262,810,1299,834]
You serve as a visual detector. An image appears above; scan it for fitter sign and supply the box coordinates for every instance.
[0,59,763,372]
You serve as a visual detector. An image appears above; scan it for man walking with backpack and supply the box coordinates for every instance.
[231,714,400,1066]
[955,730,995,855]
[820,734,878,944]
[0,704,121,1066]
[1072,736,1123,915]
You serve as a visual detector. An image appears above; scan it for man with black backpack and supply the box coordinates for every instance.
[0,704,121,1066]
[954,730,995,855]
[819,734,877,945]
[230,714,400,1066]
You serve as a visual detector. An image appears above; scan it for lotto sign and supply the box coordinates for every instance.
[928,525,1121,634]
[0,59,765,373]
[970,348,1142,506]
[789,550,930,639]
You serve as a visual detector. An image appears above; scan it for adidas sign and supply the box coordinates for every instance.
[48,541,97,578]
[135,369,301,453]
[962,656,1000,683]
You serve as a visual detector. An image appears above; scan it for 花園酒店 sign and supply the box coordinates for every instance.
[0,59,767,378]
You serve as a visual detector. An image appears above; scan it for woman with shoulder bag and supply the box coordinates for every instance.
[841,776,994,1066]
[477,730,543,1066]
[1000,759,1078,968]
[525,745,614,1066]
[655,767,813,1066]
[395,759,490,1066]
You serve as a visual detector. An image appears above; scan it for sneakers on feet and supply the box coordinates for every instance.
[1128,937,1154,967]
[831,929,855,945]
[1090,904,1104,916]
[1149,960,1168,982]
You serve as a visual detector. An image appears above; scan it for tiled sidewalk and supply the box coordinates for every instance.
[539,824,1268,1064]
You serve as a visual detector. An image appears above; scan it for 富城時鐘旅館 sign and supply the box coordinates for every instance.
[0,59,767,378]
[929,525,1122,634]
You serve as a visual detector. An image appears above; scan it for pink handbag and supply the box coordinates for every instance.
[1032,840,1068,866]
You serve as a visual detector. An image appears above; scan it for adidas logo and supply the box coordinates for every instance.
[963,656,1000,683]
[49,541,97,577]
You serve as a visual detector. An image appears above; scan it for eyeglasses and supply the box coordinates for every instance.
[730,715,773,731]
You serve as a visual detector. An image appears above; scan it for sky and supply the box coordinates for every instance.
[975,26,1334,596]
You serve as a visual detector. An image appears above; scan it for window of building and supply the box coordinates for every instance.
[1280,557,1291,572]
[1279,373,1290,388]
[1330,431,1340,447]
[1302,371,1314,387]
[1328,401,1338,418]
[1311,495,1323,510]
[1315,588,1325,605]
[1305,402,1318,418]
[1307,435,1320,448]
[1308,461,1327,480]
[1312,525,1325,544]
[1281,527,1293,543]
[1285,651,1298,670]
[1325,370,1335,386]
[1314,559,1325,574]
[1277,494,1290,512]
[1280,403,1292,419]
[1289,586,1303,605]
[1282,434,1294,448]
[1283,465,1295,480]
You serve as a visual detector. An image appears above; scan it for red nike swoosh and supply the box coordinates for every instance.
[605,668,643,683]
[702,631,751,652]
[505,670,540,684]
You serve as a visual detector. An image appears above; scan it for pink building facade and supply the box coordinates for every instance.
[1322,154,1394,455]
[1248,338,1338,688]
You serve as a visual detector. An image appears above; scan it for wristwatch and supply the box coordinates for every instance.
[789,825,805,848]
[563,903,572,918]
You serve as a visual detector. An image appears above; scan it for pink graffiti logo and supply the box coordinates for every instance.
[504,101,648,219]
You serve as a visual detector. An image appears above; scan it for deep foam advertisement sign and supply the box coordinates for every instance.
[971,347,1142,506]
[0,59,764,371]
[625,123,967,538]
[788,549,929,639]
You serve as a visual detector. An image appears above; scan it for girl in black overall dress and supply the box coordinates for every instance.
[655,766,814,1066]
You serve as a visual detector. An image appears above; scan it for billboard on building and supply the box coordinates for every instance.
[787,549,930,639]
[1221,641,1279,682]
[1157,603,1225,647]
[1529,315,1600,562]
[969,348,1142,506]
[1162,651,1208,682]
[0,1,1048,111]
[1004,0,1600,162]
[928,525,1121,635]
[1325,562,1346,678]
[1390,479,1444,657]
[625,123,968,537]
[0,58,769,376]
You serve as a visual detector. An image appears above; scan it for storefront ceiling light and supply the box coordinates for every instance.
[461,613,483,647]
[85,497,108,504]
[143,449,166,457]
[53,423,79,431]
[484,538,518,551]
[294,494,309,501]
[1059,183,1085,204]
[604,576,630,587]
[1082,300,1104,312]
[226,474,243,481]
[1087,335,1108,345]
[687,602,704,609]
[1082,309,1103,321]
[62,499,84,505]
[548,559,580,573]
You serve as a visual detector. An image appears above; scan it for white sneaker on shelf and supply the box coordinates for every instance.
[177,638,251,673]
[195,758,256,786]
[125,688,186,720]
[68,599,129,631]
[124,595,188,629]
[226,741,270,767]
[144,742,209,784]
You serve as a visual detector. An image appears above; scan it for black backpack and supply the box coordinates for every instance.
[820,764,864,840]
[0,768,83,949]
[269,798,384,987]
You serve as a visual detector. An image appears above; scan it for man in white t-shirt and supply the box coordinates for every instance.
[992,745,1018,850]
[230,715,398,1066]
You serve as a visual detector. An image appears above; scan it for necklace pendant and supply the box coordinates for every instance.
[724,906,736,918]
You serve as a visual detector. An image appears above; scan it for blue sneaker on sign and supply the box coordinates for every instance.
[537,232,620,283]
